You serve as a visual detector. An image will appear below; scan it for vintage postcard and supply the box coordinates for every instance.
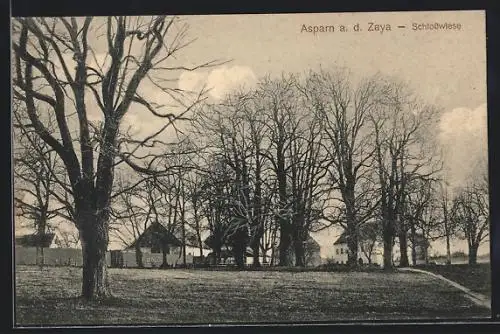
[12,10,490,326]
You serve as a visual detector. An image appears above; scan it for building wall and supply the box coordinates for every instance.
[185,246,210,257]
[15,246,111,267]
[121,251,194,268]
[331,242,429,267]
[332,243,384,265]
[245,256,269,266]
[15,246,196,268]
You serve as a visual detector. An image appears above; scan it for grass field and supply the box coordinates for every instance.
[414,263,491,295]
[15,265,490,326]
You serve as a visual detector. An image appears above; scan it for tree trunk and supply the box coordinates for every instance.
[421,230,430,265]
[278,219,292,266]
[410,224,417,266]
[36,221,46,268]
[398,231,409,267]
[250,220,263,268]
[215,247,221,265]
[278,232,292,266]
[197,228,204,258]
[293,238,305,267]
[232,245,245,269]
[252,153,263,269]
[40,246,45,267]
[182,223,187,266]
[344,186,359,267]
[345,218,358,267]
[135,243,144,268]
[36,246,44,268]
[79,222,111,300]
[383,228,393,270]
[445,233,452,265]
[161,244,169,268]
[276,143,291,267]
[468,243,478,265]
[252,244,261,267]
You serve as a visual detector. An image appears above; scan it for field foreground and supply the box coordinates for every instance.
[15,265,490,325]
[414,263,491,295]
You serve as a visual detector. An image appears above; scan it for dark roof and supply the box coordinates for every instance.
[333,232,348,245]
[306,235,321,251]
[16,233,55,248]
[127,222,183,250]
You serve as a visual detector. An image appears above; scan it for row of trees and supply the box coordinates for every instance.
[12,16,489,300]
[16,68,488,269]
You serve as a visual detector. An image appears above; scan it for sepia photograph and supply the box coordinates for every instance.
[11,10,491,326]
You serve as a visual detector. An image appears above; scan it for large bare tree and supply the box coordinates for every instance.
[12,16,221,299]
[256,74,301,266]
[451,178,489,265]
[302,69,381,266]
[370,79,440,269]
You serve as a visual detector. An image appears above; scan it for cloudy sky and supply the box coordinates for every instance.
[15,11,488,256]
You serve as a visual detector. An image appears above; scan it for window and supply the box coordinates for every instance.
[336,249,339,255]
[341,248,344,254]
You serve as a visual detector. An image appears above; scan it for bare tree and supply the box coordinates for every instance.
[286,101,329,267]
[358,220,380,264]
[184,169,208,258]
[451,179,489,265]
[370,79,440,269]
[302,69,381,267]
[110,175,159,268]
[401,175,435,266]
[433,180,457,265]
[53,225,81,248]
[256,74,301,266]
[13,106,72,266]
[12,16,222,299]
[196,155,233,265]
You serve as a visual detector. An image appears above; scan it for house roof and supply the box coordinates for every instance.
[333,232,348,245]
[127,222,183,250]
[15,233,55,248]
[305,235,321,251]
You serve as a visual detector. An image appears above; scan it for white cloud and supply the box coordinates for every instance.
[205,65,257,100]
[439,103,487,139]
[177,65,258,101]
[438,103,488,187]
[178,70,209,93]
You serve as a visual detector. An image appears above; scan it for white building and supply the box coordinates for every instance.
[331,231,429,267]
[332,232,384,265]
